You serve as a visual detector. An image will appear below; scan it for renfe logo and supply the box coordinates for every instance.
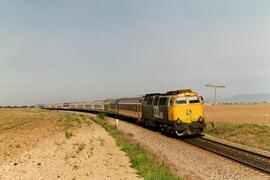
[186,109,192,116]
[153,106,164,119]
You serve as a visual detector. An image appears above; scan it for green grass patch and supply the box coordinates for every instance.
[96,113,105,120]
[205,122,270,152]
[59,113,83,139]
[91,116,181,180]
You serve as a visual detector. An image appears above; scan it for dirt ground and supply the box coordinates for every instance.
[204,104,270,125]
[0,109,140,180]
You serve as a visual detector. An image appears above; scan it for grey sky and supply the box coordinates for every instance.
[0,0,270,105]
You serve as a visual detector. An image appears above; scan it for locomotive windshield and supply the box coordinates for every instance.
[187,96,200,104]
[175,96,200,104]
[175,96,186,104]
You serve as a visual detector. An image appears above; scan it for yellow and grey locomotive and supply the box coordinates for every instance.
[142,89,205,136]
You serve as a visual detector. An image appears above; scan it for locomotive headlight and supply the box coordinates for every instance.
[198,116,204,123]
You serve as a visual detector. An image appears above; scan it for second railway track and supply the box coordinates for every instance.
[183,136,270,174]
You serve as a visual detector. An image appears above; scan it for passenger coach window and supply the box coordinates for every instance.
[176,97,186,104]
[158,97,167,105]
[147,97,153,105]
[188,96,200,104]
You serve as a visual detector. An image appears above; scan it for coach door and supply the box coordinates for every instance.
[142,96,154,120]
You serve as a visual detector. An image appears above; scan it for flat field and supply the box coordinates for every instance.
[204,104,270,125]
[204,104,270,152]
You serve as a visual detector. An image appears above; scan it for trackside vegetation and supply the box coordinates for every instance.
[91,114,181,180]
[205,122,270,152]
[61,113,81,138]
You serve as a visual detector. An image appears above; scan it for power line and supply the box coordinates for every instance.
[220,77,270,85]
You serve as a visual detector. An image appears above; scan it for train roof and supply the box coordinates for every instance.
[145,89,195,97]
[117,97,142,104]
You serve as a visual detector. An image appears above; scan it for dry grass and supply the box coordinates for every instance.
[0,108,51,132]
[205,122,270,152]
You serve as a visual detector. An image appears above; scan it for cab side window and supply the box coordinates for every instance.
[158,97,168,105]
[169,97,174,105]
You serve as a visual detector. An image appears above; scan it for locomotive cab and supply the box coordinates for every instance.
[142,89,206,136]
[168,90,205,136]
[169,92,203,123]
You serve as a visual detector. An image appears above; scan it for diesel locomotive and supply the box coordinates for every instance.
[142,89,205,136]
[43,89,205,136]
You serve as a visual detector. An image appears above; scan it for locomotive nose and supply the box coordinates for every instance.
[184,104,203,123]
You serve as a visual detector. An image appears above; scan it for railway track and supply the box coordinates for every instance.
[183,136,270,174]
[57,110,270,175]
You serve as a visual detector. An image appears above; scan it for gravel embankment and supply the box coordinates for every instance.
[104,117,270,180]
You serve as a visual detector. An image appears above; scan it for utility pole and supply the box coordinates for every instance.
[205,84,225,105]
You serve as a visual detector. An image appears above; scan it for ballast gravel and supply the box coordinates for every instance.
[104,117,270,180]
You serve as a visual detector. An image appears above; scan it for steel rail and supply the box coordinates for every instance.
[50,109,270,174]
[183,136,270,174]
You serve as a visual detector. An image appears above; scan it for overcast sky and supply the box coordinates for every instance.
[0,0,270,105]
